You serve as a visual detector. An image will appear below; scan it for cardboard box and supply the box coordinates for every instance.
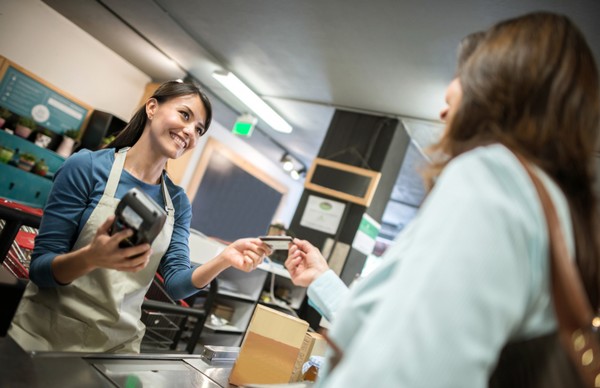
[229,305,310,386]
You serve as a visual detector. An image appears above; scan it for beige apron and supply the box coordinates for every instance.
[9,148,175,353]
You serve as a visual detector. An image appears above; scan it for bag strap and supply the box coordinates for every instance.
[516,154,594,327]
[515,154,600,387]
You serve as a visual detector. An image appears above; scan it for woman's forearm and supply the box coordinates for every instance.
[50,245,95,285]
[191,255,230,288]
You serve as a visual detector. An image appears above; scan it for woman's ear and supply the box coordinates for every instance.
[146,98,158,120]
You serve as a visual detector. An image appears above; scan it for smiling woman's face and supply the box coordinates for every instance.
[145,94,207,160]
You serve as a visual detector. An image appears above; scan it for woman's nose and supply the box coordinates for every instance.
[182,124,197,146]
[182,123,195,137]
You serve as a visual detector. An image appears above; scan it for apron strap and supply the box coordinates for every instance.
[161,171,175,218]
[104,147,129,198]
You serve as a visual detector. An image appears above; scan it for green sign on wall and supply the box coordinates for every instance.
[352,213,381,255]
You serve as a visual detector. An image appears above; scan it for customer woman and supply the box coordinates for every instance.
[286,12,600,387]
[9,80,271,353]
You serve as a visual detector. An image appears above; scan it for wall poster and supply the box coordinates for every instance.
[0,56,93,134]
[299,194,346,235]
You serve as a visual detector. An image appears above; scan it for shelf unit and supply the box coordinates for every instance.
[0,130,66,208]
[202,266,268,346]
[188,230,307,347]
[258,260,306,310]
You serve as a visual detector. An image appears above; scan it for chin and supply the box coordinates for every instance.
[171,148,187,159]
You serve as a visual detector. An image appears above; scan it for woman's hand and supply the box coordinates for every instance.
[285,238,329,287]
[219,237,272,272]
[191,238,272,289]
[84,215,152,272]
[51,215,153,285]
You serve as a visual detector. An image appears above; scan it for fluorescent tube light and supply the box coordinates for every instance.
[212,70,293,133]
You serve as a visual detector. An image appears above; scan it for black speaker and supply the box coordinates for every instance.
[78,110,127,151]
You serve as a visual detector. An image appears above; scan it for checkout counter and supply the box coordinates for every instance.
[0,334,236,387]
[0,199,314,388]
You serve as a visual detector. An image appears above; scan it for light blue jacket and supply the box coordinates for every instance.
[310,144,574,388]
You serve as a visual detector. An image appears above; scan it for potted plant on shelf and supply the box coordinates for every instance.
[32,158,49,177]
[64,128,80,140]
[34,127,54,148]
[17,152,36,172]
[0,108,11,129]
[0,146,14,163]
[15,117,37,139]
[56,128,80,157]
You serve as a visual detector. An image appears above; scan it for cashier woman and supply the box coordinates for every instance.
[8,80,272,353]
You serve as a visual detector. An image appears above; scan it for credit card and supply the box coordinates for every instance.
[259,236,293,250]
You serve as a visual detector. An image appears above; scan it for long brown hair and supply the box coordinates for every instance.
[107,80,212,149]
[455,31,485,77]
[431,12,600,307]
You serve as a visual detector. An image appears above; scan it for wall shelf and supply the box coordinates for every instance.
[0,130,65,173]
[0,130,66,208]
[0,163,53,208]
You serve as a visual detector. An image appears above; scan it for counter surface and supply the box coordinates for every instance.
[0,336,236,387]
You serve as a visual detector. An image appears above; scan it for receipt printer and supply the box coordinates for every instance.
[111,187,167,248]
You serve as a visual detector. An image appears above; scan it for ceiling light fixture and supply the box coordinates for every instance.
[290,167,306,181]
[279,153,306,180]
[212,70,293,134]
[280,154,295,172]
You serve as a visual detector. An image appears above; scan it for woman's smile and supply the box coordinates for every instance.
[170,132,187,150]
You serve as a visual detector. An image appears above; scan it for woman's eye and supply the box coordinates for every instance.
[181,111,190,120]
[196,127,205,136]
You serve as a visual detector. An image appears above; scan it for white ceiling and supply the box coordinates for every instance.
[42,0,600,169]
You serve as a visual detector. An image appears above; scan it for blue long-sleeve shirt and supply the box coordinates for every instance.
[29,148,199,300]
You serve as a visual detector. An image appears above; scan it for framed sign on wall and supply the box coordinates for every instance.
[0,56,93,134]
[304,158,381,207]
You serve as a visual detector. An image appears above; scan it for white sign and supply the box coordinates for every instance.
[31,104,50,122]
[351,213,381,255]
[300,195,346,235]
